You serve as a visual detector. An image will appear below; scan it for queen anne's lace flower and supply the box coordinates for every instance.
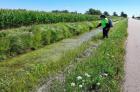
[79,84,83,88]
[77,76,82,80]
[70,82,75,87]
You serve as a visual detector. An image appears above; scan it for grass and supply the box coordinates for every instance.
[0,17,120,61]
[0,21,99,61]
[0,17,124,92]
[37,35,102,92]
[62,19,128,92]
[0,27,101,92]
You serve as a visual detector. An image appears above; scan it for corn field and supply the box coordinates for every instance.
[0,9,99,29]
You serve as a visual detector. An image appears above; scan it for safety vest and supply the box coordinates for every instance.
[101,18,109,28]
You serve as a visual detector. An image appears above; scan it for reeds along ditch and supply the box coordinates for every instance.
[0,21,98,61]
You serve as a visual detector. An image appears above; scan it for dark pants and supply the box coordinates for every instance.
[103,27,110,38]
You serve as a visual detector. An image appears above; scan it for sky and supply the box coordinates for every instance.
[0,0,140,17]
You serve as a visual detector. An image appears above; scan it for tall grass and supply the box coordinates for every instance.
[64,20,128,92]
[0,21,98,61]
[0,38,96,92]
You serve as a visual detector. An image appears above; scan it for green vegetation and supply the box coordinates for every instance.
[0,27,100,92]
[0,8,126,92]
[0,16,121,61]
[64,20,127,92]
[0,9,99,29]
[0,21,98,61]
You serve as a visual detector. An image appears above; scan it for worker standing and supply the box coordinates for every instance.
[96,15,113,38]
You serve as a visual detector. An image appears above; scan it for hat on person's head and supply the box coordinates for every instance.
[100,15,106,18]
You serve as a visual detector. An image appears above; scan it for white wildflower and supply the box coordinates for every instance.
[79,84,83,88]
[71,82,75,87]
[77,76,82,80]
[107,53,110,56]
[85,73,91,77]
[111,55,115,58]
[102,73,108,77]
[96,82,100,86]
[99,75,103,78]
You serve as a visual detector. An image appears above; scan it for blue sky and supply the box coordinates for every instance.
[0,0,140,16]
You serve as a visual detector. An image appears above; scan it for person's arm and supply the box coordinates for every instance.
[96,23,101,28]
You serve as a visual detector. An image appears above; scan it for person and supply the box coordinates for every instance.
[96,15,112,38]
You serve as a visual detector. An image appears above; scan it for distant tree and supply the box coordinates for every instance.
[71,11,78,14]
[120,12,125,17]
[52,10,59,13]
[61,10,69,13]
[137,16,140,19]
[132,15,135,18]
[113,12,118,16]
[86,8,102,15]
[103,11,110,16]
[52,10,69,13]
[120,12,128,18]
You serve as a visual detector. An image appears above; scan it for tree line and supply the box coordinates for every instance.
[51,8,128,18]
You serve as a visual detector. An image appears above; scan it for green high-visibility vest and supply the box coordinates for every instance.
[101,18,109,28]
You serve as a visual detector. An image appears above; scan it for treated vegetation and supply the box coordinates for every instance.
[0,23,100,92]
[0,21,99,61]
[0,9,127,92]
[65,20,128,92]
[36,20,128,92]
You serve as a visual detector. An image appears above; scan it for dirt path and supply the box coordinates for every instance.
[124,18,140,92]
